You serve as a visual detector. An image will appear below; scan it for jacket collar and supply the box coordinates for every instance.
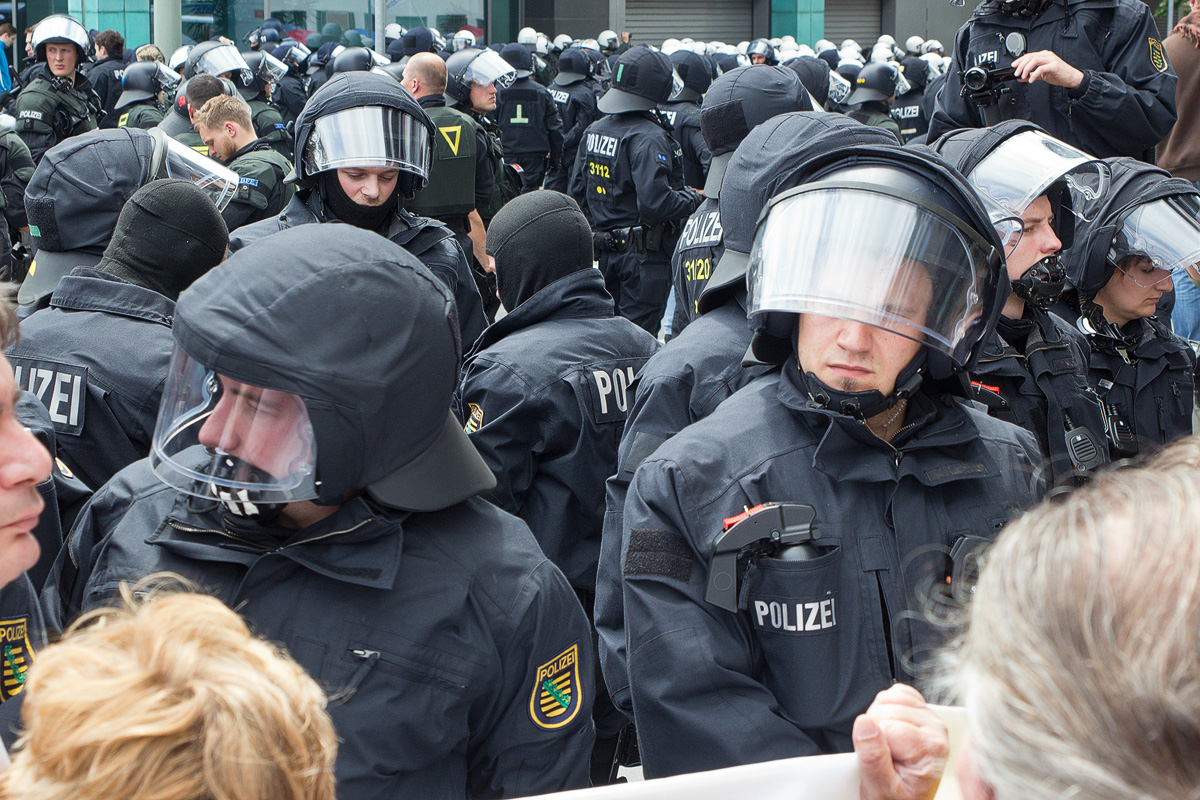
[467,269,615,356]
[49,267,174,325]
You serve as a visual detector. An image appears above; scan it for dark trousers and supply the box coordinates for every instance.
[601,249,670,336]
[510,152,549,193]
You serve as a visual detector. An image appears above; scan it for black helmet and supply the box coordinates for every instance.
[32,14,93,66]
[239,50,288,100]
[1063,157,1200,299]
[668,50,712,102]
[293,71,435,198]
[747,38,777,65]
[598,44,674,114]
[444,48,517,106]
[900,56,929,91]
[846,61,907,104]
[553,47,593,85]
[330,46,390,75]
[836,59,862,83]
[115,61,180,111]
[500,42,534,78]
[273,41,311,74]
[370,61,408,83]
[184,41,254,94]
[260,27,282,46]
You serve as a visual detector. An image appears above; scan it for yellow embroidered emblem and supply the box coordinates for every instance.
[1150,38,1168,72]
[439,125,462,156]
[464,402,484,433]
[529,642,581,730]
[0,617,34,702]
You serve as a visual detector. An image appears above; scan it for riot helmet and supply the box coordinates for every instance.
[846,61,909,104]
[451,29,477,52]
[553,34,573,52]
[115,61,180,111]
[152,225,495,518]
[32,14,93,66]
[900,56,929,91]
[598,44,676,113]
[169,45,192,74]
[293,71,435,205]
[260,27,282,46]
[836,59,862,83]
[668,50,712,102]
[331,46,390,75]
[185,42,253,95]
[274,41,311,73]
[747,38,777,65]
[239,50,288,100]
[444,47,517,106]
[905,35,925,55]
[518,27,539,47]
[553,48,593,85]
[598,30,620,53]
[384,23,405,43]
[922,39,944,55]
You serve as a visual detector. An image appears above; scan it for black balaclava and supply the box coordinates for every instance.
[320,171,401,231]
[94,179,229,302]
[487,190,593,311]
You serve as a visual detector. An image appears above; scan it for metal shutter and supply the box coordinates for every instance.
[624,0,753,47]
[823,0,881,45]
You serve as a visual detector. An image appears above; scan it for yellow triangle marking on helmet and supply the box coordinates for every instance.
[439,125,461,156]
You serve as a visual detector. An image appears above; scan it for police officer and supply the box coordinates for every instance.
[846,61,905,138]
[497,44,564,193]
[14,15,102,165]
[15,128,238,315]
[571,44,703,334]
[183,41,254,99]
[597,112,894,739]
[747,38,778,66]
[404,53,497,321]
[239,50,293,159]
[0,116,36,279]
[929,121,1109,484]
[670,65,810,335]
[9,180,228,491]
[192,94,294,231]
[272,41,311,125]
[157,74,233,157]
[927,0,1177,159]
[1057,157,1199,456]
[890,56,929,142]
[329,45,390,75]
[113,61,179,130]
[39,224,597,799]
[456,191,660,783]
[88,30,126,129]
[617,128,1044,777]
[544,48,601,197]
[658,50,711,191]
[228,71,489,349]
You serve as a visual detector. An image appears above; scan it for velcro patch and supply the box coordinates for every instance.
[619,430,667,477]
[924,462,989,482]
[529,642,582,729]
[0,617,34,701]
[624,528,692,581]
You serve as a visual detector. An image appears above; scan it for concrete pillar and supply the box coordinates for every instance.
[375,0,385,55]
[153,0,181,56]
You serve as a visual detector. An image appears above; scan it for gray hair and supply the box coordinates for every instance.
[937,439,1200,800]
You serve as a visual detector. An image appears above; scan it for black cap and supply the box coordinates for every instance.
[500,42,533,77]
[699,112,900,314]
[553,48,591,85]
[599,44,673,113]
[21,128,156,306]
[699,66,811,196]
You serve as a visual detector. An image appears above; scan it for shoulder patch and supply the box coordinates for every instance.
[1150,37,1167,72]
[464,402,483,433]
[0,617,34,701]
[529,642,582,729]
[55,457,73,479]
[239,176,260,187]
[118,112,129,127]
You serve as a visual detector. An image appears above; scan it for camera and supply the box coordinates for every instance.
[961,64,1017,95]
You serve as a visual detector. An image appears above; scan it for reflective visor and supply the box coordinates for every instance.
[159,136,240,210]
[969,130,1108,218]
[256,51,289,83]
[281,41,311,69]
[302,106,433,179]
[748,187,997,363]
[150,348,318,503]
[827,70,851,104]
[196,44,252,79]
[1110,194,1200,280]
[460,49,517,88]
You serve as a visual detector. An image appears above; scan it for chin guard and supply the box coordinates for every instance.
[706,503,819,612]
[1011,254,1066,310]
[207,453,286,521]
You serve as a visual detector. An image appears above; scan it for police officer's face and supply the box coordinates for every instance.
[0,354,52,590]
[1094,255,1174,328]
[45,42,77,77]
[1007,195,1061,281]
[337,167,400,207]
[197,375,313,482]
[795,263,932,395]
[750,53,767,65]
[469,81,497,112]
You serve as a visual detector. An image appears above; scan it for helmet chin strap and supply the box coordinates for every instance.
[801,353,926,420]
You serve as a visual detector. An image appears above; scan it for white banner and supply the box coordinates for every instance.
[518,706,968,800]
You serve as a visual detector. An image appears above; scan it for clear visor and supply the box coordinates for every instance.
[1110,195,1200,285]
[257,51,289,83]
[460,49,517,88]
[978,193,1023,256]
[197,45,252,80]
[159,136,240,210]
[748,187,997,363]
[969,130,1108,219]
[150,348,318,503]
[303,106,433,178]
[153,61,182,90]
[828,70,852,103]
[281,42,311,68]
[891,66,912,96]
[748,41,772,56]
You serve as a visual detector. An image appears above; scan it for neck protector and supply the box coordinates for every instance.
[320,171,399,231]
